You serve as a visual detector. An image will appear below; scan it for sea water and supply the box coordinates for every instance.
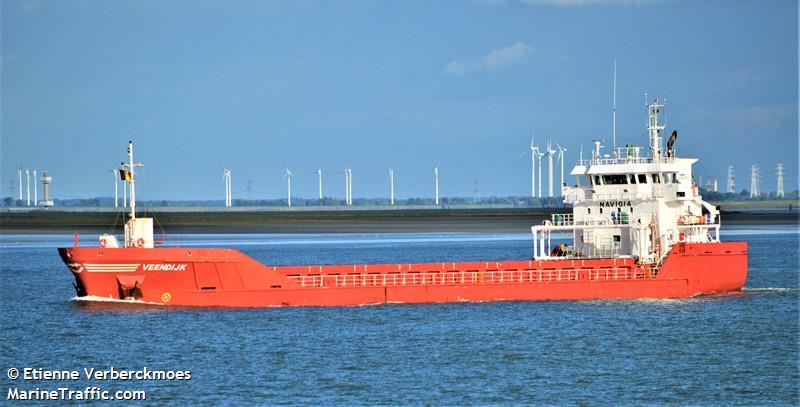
[0,225,797,404]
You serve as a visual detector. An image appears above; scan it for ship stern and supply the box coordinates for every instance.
[658,241,749,296]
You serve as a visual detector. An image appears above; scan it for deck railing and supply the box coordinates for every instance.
[285,267,651,288]
[551,213,574,226]
[564,186,666,203]
[577,155,676,166]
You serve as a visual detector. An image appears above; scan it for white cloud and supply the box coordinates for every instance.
[714,69,761,91]
[443,42,532,76]
[481,42,531,70]
[443,60,468,76]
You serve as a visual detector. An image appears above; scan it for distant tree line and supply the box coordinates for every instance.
[698,187,799,201]
[2,190,797,208]
[1,195,569,208]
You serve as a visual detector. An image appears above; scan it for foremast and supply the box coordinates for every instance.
[119,141,153,248]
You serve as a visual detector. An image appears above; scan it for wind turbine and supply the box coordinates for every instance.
[284,168,293,207]
[342,166,352,206]
[342,167,349,205]
[227,169,232,207]
[546,141,556,197]
[315,168,323,200]
[537,149,544,198]
[111,169,119,207]
[347,166,352,205]
[25,169,30,206]
[223,168,232,207]
[33,169,37,206]
[389,168,395,205]
[529,138,538,198]
[556,142,567,196]
[434,165,440,206]
[17,169,22,201]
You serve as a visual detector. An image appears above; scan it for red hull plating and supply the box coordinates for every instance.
[59,242,747,307]
[58,242,748,307]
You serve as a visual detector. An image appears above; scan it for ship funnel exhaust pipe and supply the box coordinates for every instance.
[666,130,677,157]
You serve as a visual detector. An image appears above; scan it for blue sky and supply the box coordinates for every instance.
[2,0,797,201]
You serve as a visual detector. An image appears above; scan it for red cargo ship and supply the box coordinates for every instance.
[58,98,747,307]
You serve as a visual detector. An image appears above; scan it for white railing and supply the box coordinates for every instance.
[284,267,651,288]
[676,223,721,243]
[551,213,574,226]
[677,214,717,226]
[588,268,649,280]
[566,186,668,204]
[577,155,676,167]
[531,220,646,260]
[591,187,664,201]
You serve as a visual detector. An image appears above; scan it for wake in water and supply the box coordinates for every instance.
[742,287,798,293]
[723,227,800,237]
[70,295,165,306]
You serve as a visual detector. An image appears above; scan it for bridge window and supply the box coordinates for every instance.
[638,174,647,183]
[652,174,661,183]
[602,174,628,185]
[628,174,637,184]
[593,175,601,185]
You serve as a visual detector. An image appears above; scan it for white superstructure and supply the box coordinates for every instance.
[532,98,720,264]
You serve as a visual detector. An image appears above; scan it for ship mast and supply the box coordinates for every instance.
[612,60,616,151]
[128,141,136,222]
[122,141,144,247]
[647,97,665,160]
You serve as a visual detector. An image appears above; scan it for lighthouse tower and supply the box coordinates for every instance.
[40,171,54,207]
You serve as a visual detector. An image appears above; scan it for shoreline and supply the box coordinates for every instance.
[1,208,797,234]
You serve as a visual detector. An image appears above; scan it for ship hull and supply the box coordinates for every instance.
[58,242,747,307]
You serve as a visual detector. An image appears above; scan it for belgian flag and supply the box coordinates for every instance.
[119,169,132,182]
